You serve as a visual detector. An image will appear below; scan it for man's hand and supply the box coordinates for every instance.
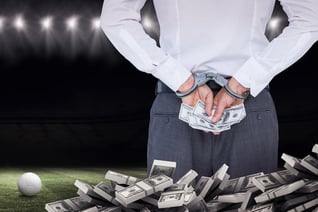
[212,77,248,123]
[178,75,214,117]
[178,76,248,135]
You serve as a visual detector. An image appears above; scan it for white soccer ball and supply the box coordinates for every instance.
[17,172,42,196]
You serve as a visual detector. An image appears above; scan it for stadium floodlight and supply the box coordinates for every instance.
[14,15,25,30]
[141,16,153,30]
[66,16,78,30]
[41,16,53,30]
[0,17,4,30]
[268,17,281,31]
[92,17,100,30]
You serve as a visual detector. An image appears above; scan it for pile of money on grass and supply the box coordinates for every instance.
[46,144,318,212]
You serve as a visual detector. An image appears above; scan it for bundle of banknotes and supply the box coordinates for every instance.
[45,144,318,212]
[178,100,246,133]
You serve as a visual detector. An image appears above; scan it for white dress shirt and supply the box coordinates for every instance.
[101,0,318,96]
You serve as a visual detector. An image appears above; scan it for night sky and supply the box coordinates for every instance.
[0,0,317,167]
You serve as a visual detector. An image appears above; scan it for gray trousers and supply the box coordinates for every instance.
[147,88,279,181]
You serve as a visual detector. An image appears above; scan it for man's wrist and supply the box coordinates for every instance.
[178,75,195,93]
[224,78,250,100]
[176,74,202,98]
[228,78,250,95]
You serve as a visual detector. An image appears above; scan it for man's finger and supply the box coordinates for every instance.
[212,102,226,123]
[212,132,221,135]
[205,92,213,116]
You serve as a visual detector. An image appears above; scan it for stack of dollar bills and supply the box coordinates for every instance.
[179,100,246,133]
[45,144,318,212]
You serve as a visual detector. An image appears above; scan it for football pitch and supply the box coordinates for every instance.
[0,167,147,212]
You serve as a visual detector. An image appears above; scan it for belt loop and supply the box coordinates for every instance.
[156,80,173,95]
[155,82,158,96]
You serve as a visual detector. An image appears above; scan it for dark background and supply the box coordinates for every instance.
[0,0,317,167]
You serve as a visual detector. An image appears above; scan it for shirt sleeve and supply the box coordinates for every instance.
[233,0,318,97]
[100,0,191,92]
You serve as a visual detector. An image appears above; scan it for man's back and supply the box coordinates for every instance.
[153,0,275,76]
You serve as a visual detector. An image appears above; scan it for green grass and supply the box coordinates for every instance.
[0,167,147,212]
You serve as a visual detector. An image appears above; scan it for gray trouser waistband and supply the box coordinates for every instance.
[155,80,223,95]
